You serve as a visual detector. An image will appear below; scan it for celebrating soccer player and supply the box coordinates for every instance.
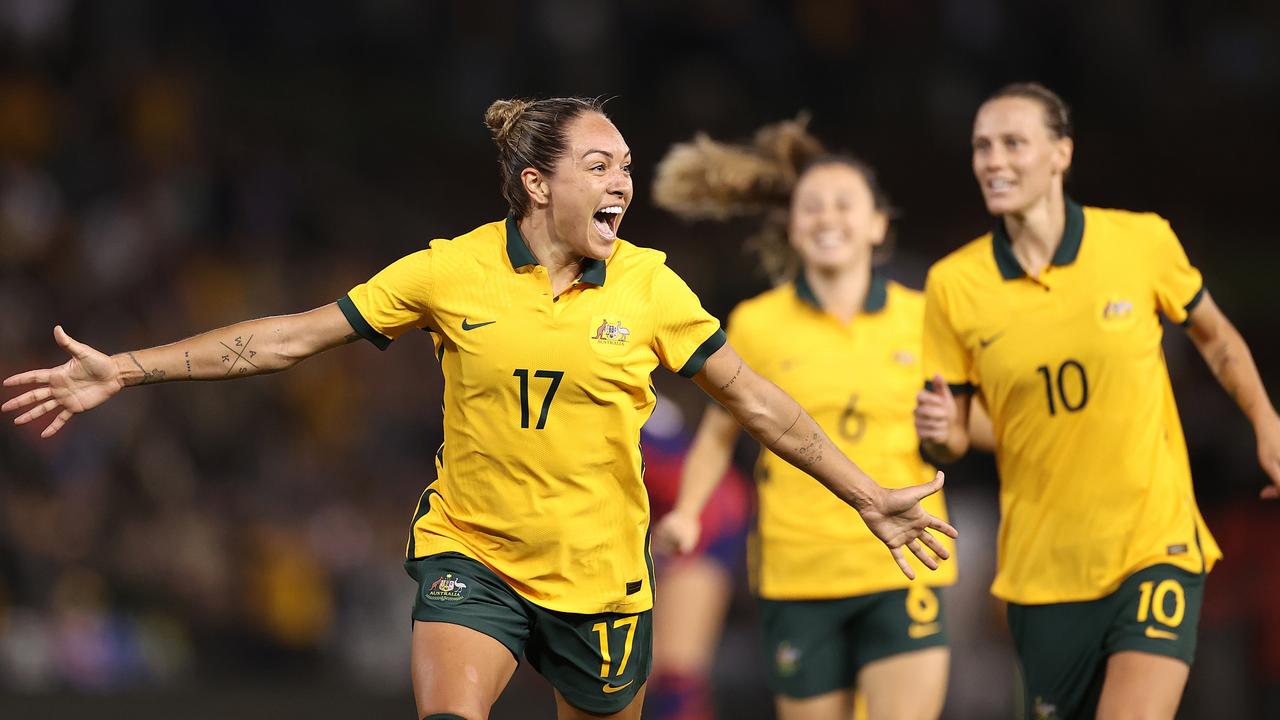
[4,96,956,720]
[915,82,1280,720]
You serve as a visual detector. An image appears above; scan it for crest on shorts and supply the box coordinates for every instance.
[1033,696,1059,720]
[424,572,470,603]
[592,319,631,345]
[775,641,801,677]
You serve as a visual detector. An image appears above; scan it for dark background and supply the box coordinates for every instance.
[1,2,1278,718]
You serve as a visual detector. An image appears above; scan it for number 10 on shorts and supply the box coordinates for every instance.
[1136,579,1185,627]
[592,616,639,677]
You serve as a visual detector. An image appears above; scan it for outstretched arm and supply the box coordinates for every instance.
[651,404,740,556]
[1184,292,1280,497]
[4,303,357,437]
[693,343,956,579]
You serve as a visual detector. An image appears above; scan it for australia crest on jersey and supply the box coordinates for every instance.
[592,318,631,346]
[424,572,470,603]
[1102,298,1134,321]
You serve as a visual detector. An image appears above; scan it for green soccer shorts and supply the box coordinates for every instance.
[406,552,653,715]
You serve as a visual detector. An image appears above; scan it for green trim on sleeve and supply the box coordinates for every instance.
[677,328,727,378]
[1180,285,1207,327]
[922,379,977,395]
[337,295,391,350]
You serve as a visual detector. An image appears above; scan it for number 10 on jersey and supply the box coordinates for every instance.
[513,369,564,429]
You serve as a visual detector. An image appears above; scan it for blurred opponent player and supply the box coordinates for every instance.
[642,392,750,720]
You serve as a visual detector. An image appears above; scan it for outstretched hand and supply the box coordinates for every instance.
[651,510,701,557]
[858,471,957,580]
[3,326,122,438]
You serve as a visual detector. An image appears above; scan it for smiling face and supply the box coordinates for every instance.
[533,112,633,261]
[788,162,888,274]
[971,96,1073,217]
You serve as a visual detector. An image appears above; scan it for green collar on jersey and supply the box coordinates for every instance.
[793,268,888,314]
[505,216,606,286]
[991,197,1085,280]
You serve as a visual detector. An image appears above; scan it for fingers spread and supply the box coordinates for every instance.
[918,529,950,560]
[890,546,916,581]
[4,369,52,387]
[929,516,959,539]
[41,410,73,438]
[900,472,945,504]
[2,387,51,413]
[15,398,59,425]
[908,539,939,570]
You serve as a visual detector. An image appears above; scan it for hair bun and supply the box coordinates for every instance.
[485,99,531,146]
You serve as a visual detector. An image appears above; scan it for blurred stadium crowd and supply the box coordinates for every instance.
[1,1,1278,718]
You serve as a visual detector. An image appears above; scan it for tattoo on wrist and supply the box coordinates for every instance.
[184,351,192,379]
[128,353,166,385]
[719,360,743,391]
[219,335,260,376]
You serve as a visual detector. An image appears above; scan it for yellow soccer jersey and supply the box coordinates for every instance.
[731,272,956,600]
[339,218,725,614]
[923,199,1221,605]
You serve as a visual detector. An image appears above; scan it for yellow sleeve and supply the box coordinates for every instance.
[922,267,976,393]
[651,263,725,377]
[337,248,433,350]
[1149,218,1205,325]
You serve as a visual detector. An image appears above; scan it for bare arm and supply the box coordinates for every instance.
[915,375,974,463]
[652,405,740,555]
[693,343,956,578]
[4,303,359,437]
[114,303,358,385]
[1184,292,1280,496]
[967,393,996,453]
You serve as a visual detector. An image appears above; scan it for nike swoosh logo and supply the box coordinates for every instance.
[602,680,635,694]
[1145,626,1179,641]
[908,622,941,639]
[461,319,496,331]
[978,331,1005,348]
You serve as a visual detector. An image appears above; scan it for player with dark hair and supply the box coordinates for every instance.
[4,97,956,720]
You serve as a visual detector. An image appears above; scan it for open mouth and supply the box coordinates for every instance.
[986,178,1015,193]
[593,206,623,240]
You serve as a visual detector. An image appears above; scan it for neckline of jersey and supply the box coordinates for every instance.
[793,268,888,314]
[505,216,607,286]
[991,198,1085,281]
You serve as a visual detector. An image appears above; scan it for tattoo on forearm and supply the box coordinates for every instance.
[219,334,260,376]
[184,351,192,380]
[128,353,166,385]
[719,360,743,391]
[794,431,824,469]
